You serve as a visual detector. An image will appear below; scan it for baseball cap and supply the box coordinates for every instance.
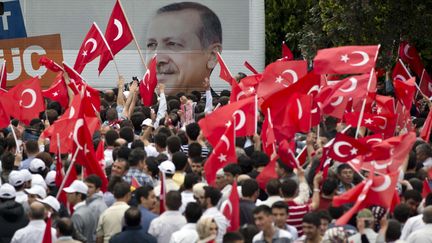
[63,180,88,194]
[9,170,25,187]
[158,160,175,174]
[24,185,47,199]
[45,171,56,187]
[29,158,46,173]
[0,183,16,199]
[37,196,60,212]
[357,208,374,219]
[20,169,32,182]
[32,174,47,190]
[141,118,154,128]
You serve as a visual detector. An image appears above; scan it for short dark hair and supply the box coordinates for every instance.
[84,174,102,189]
[145,157,159,177]
[156,2,222,48]
[321,178,338,195]
[223,164,242,176]
[135,185,154,200]
[105,129,119,146]
[186,123,201,141]
[271,201,289,213]
[172,151,188,171]
[124,207,141,227]
[167,136,181,154]
[184,202,202,223]
[113,181,131,199]
[0,152,14,171]
[154,133,167,148]
[403,190,422,203]
[57,218,75,236]
[223,232,244,243]
[280,179,298,198]
[386,219,402,242]
[166,191,182,210]
[117,146,131,161]
[25,140,39,154]
[303,212,321,227]
[119,127,134,143]
[393,204,411,223]
[204,186,222,206]
[265,179,281,196]
[337,164,353,175]
[188,142,202,158]
[184,173,200,190]
[241,179,259,197]
[253,205,272,216]
[128,148,146,167]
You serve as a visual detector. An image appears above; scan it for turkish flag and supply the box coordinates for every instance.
[243,61,259,75]
[131,176,141,191]
[95,139,105,170]
[222,180,240,232]
[2,77,45,125]
[392,59,411,82]
[282,41,294,60]
[159,172,166,214]
[399,41,424,76]
[42,214,53,243]
[230,78,255,103]
[0,61,7,90]
[317,147,331,179]
[278,140,301,169]
[374,95,395,115]
[344,112,397,138]
[333,170,399,225]
[261,108,276,158]
[204,120,237,185]
[199,96,257,147]
[328,133,369,162]
[139,55,158,106]
[39,56,63,73]
[63,63,101,112]
[358,133,383,146]
[99,0,134,74]
[313,45,380,74]
[0,100,10,128]
[256,156,278,190]
[419,71,432,98]
[422,179,431,198]
[74,23,111,74]
[257,60,307,99]
[393,77,416,111]
[421,108,432,142]
[42,72,69,108]
[55,151,77,206]
[216,52,235,84]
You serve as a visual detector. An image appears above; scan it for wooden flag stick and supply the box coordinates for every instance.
[117,0,147,70]
[398,58,427,98]
[56,146,80,200]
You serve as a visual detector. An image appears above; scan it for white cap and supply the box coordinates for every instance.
[20,169,32,182]
[32,174,47,190]
[216,168,224,176]
[158,160,175,174]
[9,170,25,187]
[25,185,47,199]
[141,118,154,128]
[37,195,60,212]
[63,180,88,194]
[0,183,16,199]
[29,158,46,173]
[45,171,56,187]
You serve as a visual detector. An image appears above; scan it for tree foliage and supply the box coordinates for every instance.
[265,0,432,71]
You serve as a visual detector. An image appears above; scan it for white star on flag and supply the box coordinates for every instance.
[340,54,349,63]
[364,118,373,124]
[248,87,255,93]
[225,121,232,127]
[376,107,382,114]
[218,153,227,162]
[350,148,358,155]
[275,76,283,84]
[52,92,58,97]
[86,90,91,97]
[82,50,87,57]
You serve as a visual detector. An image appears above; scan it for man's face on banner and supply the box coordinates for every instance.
[146,9,219,93]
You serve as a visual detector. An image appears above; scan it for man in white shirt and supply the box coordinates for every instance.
[148,191,187,243]
[11,201,57,243]
[201,186,228,243]
[401,193,432,240]
[170,202,201,243]
[407,206,432,243]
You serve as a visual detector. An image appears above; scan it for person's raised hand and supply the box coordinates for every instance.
[158,83,165,94]
[203,77,211,91]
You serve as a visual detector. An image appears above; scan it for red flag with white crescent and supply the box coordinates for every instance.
[159,172,166,214]
[139,55,158,106]
[42,214,53,243]
[222,180,240,232]
[0,61,7,90]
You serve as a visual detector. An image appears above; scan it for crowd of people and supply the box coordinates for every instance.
[0,69,431,243]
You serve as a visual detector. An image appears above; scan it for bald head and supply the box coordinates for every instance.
[30,201,45,220]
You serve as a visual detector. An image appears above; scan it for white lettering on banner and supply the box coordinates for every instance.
[2,11,11,30]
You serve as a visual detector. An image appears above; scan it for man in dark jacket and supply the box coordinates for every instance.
[109,207,156,243]
[0,183,29,243]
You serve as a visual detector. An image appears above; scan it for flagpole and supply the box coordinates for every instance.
[56,146,80,200]
[399,58,427,98]
[117,0,147,70]
[254,95,258,134]
[9,123,21,155]
[417,69,426,99]
[94,22,121,78]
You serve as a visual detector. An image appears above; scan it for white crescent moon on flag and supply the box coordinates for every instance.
[373,161,389,170]
[350,51,369,66]
[221,135,230,150]
[84,38,98,53]
[73,118,84,150]
[20,89,37,108]
[366,138,382,144]
[333,141,352,158]
[296,99,302,120]
[375,116,387,129]
[307,85,320,96]
[404,44,414,59]
[350,158,360,165]
[236,91,245,101]
[428,82,432,93]
[395,75,407,82]
[330,96,344,106]
[68,107,75,119]
[371,174,391,192]
[340,77,358,93]
[282,69,298,83]
[113,19,123,41]
[233,110,246,131]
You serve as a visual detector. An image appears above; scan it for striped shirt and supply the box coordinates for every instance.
[180,144,210,158]
[285,200,311,237]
